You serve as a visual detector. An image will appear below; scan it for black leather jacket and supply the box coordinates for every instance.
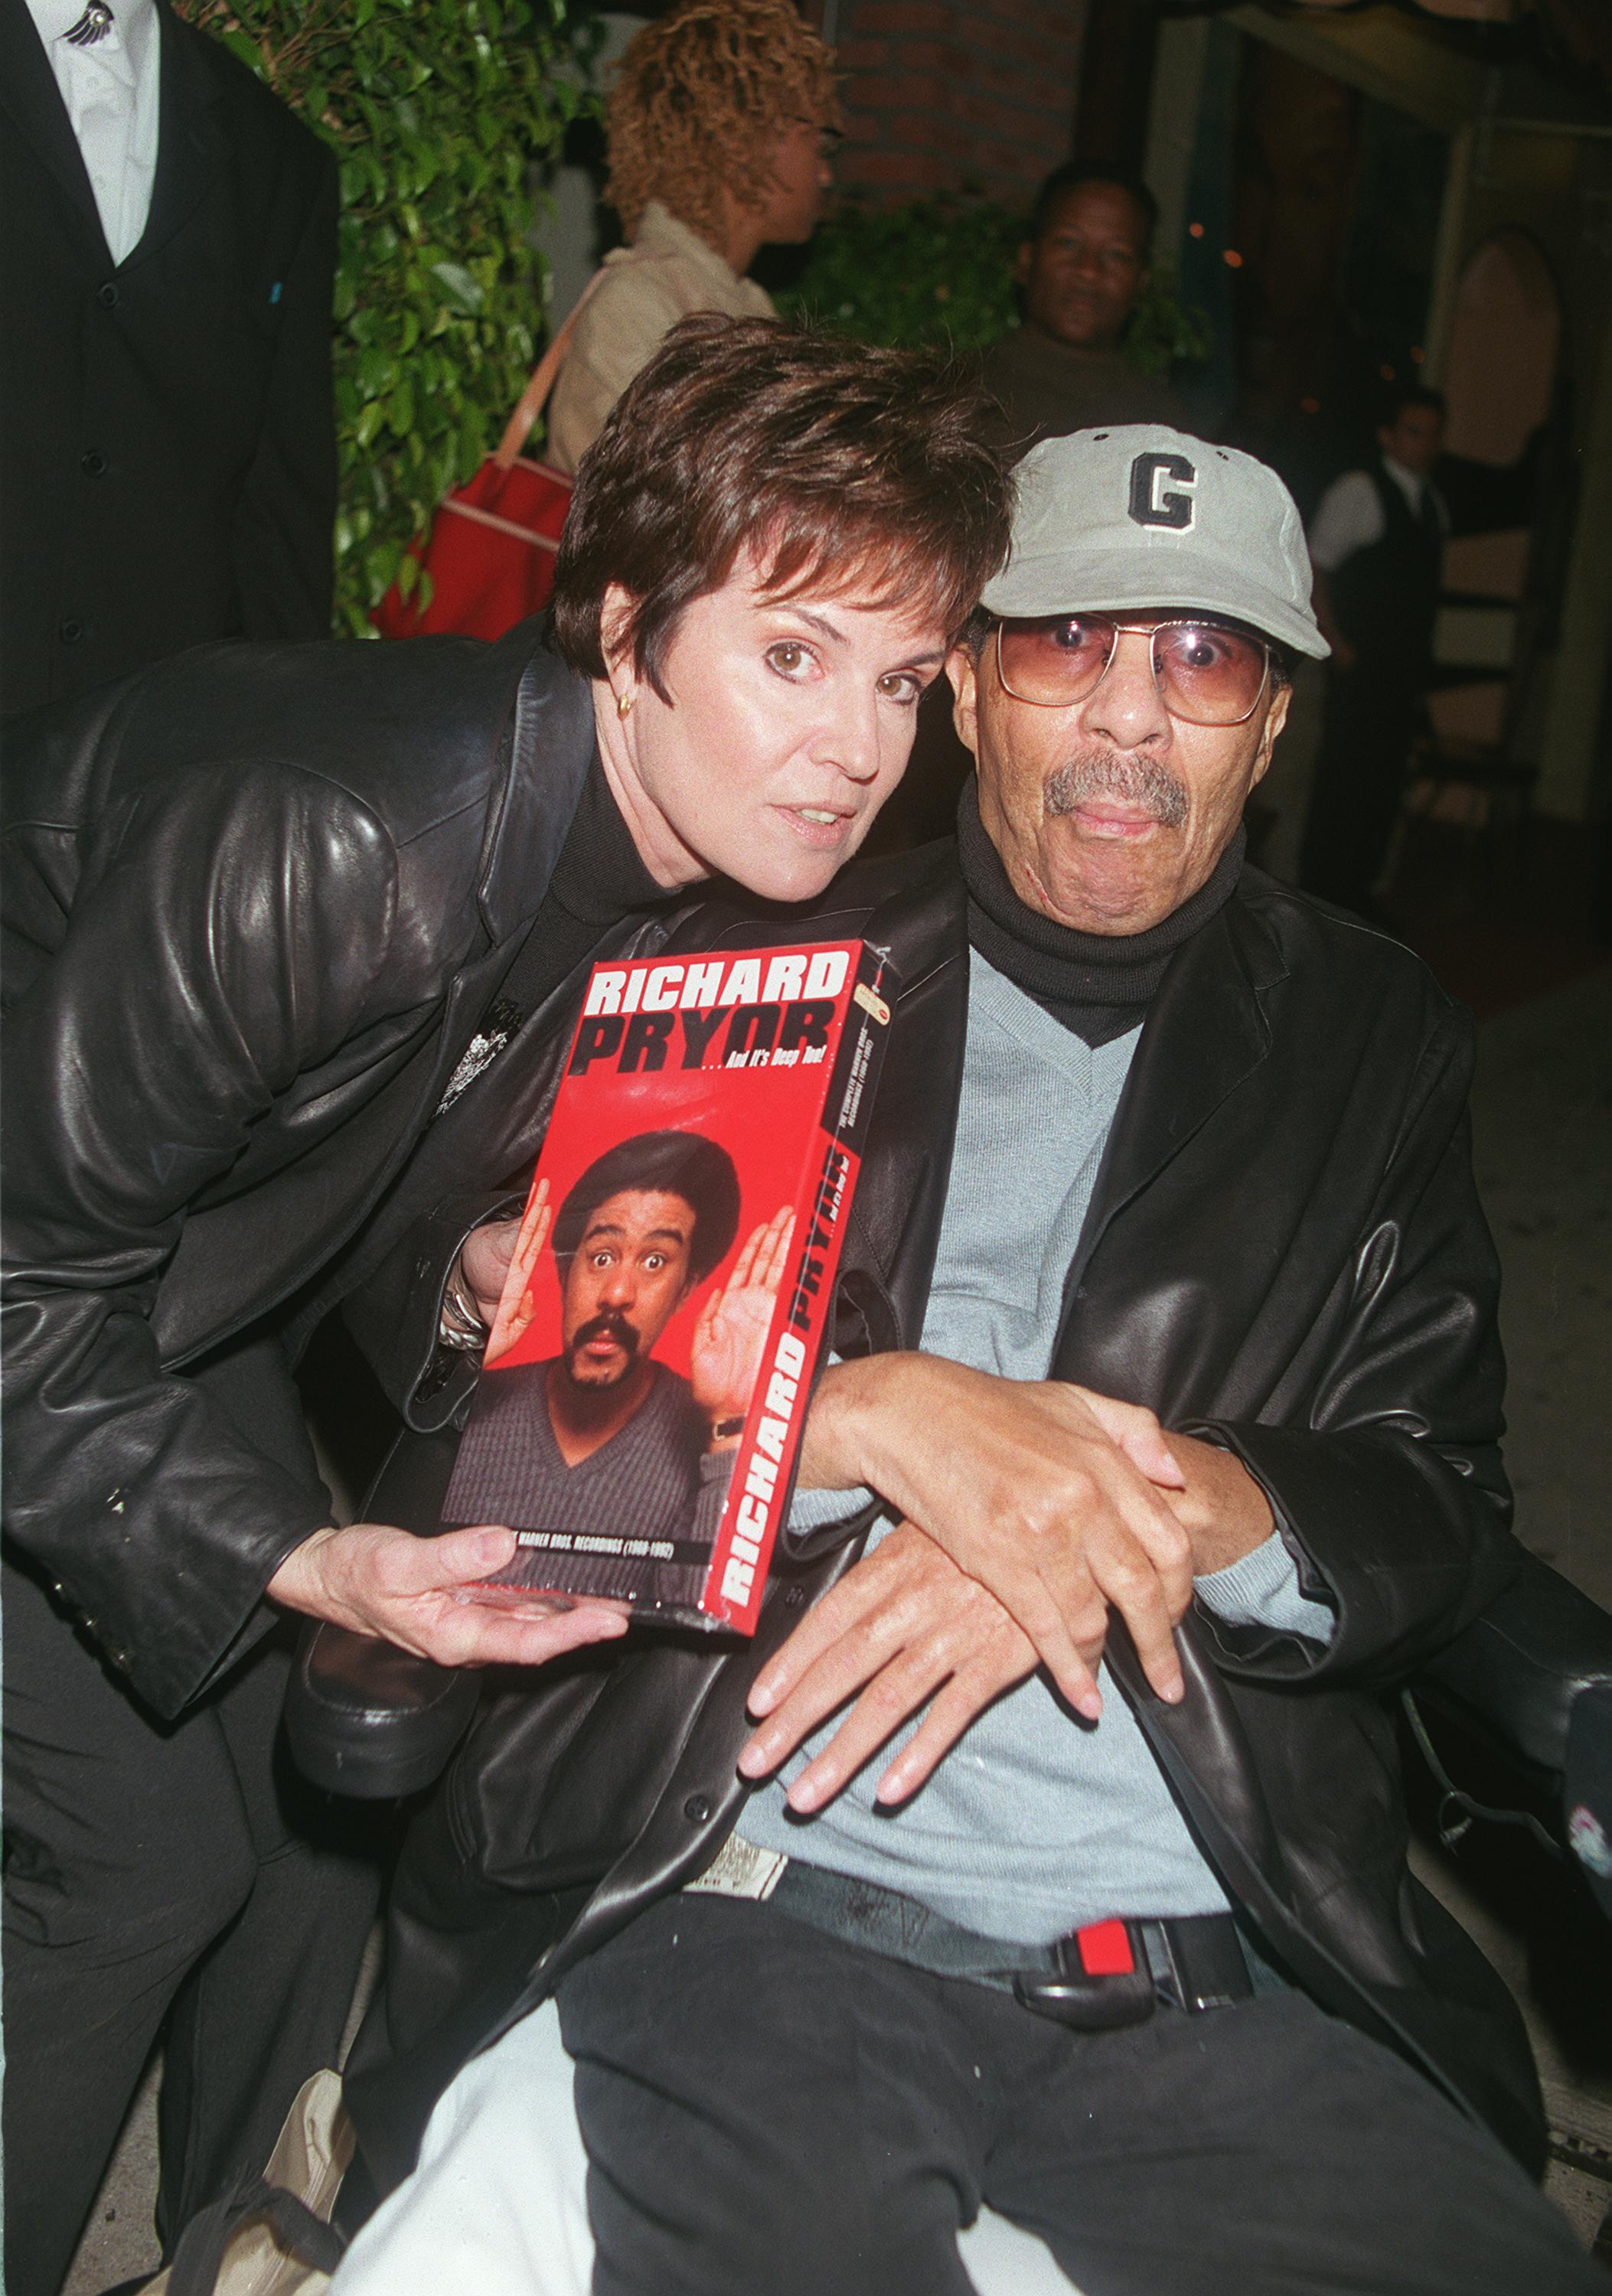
[343,839,1543,2191]
[1,624,594,1715]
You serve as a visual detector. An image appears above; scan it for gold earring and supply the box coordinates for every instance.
[616,688,635,720]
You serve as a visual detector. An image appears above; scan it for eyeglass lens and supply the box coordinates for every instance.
[997,616,1268,726]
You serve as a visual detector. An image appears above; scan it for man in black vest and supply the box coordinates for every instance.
[0,0,338,717]
[1297,385,1448,913]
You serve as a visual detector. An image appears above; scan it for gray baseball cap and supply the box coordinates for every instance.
[982,425,1329,660]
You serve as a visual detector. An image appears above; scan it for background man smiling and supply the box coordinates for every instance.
[978,168,1186,455]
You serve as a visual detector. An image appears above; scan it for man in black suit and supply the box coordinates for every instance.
[0,0,338,717]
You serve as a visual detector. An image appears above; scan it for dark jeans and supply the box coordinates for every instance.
[556,1893,1597,2296]
[2,1552,383,2296]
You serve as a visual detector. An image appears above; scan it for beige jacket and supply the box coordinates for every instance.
[546,202,775,476]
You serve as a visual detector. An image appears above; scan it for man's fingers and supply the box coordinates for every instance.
[1061,1437,1194,1621]
[934,1539,1105,1721]
[1085,1550,1183,1704]
[759,1205,795,1292]
[1027,1623,1104,1722]
[739,1589,912,1770]
[1067,1387,1185,1490]
[874,1656,1032,1805]
[780,1648,955,1811]
[748,1560,896,1718]
[727,1220,766,1294]
[508,1182,551,1277]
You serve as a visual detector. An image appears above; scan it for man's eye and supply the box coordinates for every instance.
[1169,631,1227,671]
[765,641,814,679]
[1051,620,1101,655]
[643,1253,667,1272]
[589,1251,613,1270]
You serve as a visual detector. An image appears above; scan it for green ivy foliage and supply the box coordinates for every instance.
[175,1,592,633]
[777,196,1209,379]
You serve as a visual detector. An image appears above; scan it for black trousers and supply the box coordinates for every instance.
[2,1551,383,2296]
[556,1893,1597,2296]
[1298,659,1423,914]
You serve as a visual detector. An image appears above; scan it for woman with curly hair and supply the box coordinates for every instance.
[546,0,841,474]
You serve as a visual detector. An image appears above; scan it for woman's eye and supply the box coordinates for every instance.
[765,641,813,678]
[876,672,922,705]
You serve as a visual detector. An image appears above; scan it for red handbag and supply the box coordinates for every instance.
[371,280,597,643]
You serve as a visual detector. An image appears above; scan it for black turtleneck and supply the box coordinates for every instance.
[508,752,670,1007]
[958,778,1245,1047]
[439,758,671,1111]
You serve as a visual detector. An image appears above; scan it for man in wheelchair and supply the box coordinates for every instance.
[328,429,1603,2294]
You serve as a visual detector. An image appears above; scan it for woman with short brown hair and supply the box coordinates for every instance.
[2,311,1006,2294]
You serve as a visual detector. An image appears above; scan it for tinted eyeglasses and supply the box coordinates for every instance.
[994,615,1272,727]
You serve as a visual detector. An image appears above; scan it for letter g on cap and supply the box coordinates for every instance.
[1128,451,1197,531]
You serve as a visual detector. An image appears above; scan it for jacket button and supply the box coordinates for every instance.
[59,619,83,644]
[81,448,109,477]
[97,281,119,308]
[684,1794,713,1825]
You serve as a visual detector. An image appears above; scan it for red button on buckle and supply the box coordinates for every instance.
[1075,1918,1136,1976]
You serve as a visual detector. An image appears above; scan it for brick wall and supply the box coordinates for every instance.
[835,0,1089,207]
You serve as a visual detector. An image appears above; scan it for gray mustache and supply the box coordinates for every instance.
[1044,755,1189,830]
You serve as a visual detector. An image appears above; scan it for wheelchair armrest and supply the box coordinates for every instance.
[1414,1550,1612,1780]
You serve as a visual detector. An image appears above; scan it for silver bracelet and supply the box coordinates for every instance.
[437,1259,490,1352]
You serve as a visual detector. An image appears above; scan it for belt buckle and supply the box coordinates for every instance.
[1013,1918,1156,2033]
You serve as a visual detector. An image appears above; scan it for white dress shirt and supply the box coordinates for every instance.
[1307,453,1449,574]
[26,0,162,266]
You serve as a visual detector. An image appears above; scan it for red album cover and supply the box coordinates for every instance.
[445,938,896,1635]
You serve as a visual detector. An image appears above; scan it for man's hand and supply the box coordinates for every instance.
[799,1357,1200,1717]
[736,1423,1274,1812]
[689,1205,795,1436]
[267,1519,629,1668]
[739,1521,1037,1811]
[468,1181,550,1361]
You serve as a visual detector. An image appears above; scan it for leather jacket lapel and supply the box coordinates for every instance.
[1062,895,1284,1312]
[474,636,597,945]
[834,865,970,1355]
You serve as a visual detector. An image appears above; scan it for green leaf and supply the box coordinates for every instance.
[427,259,485,316]
[221,28,262,73]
